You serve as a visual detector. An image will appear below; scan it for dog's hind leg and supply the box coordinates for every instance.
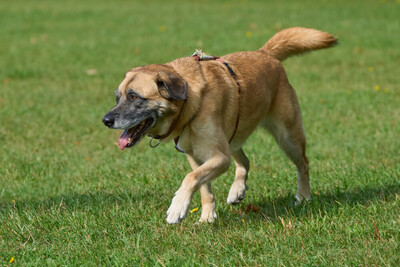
[227,148,250,205]
[261,85,311,204]
[187,155,217,223]
[262,116,310,204]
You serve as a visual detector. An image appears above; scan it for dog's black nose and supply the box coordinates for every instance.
[102,115,115,128]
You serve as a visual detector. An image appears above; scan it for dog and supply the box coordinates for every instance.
[102,27,337,224]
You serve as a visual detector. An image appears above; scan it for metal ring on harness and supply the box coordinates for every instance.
[149,137,161,148]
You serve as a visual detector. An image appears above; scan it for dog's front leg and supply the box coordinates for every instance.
[166,152,231,224]
[186,155,217,223]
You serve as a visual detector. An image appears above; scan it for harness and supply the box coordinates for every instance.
[191,49,241,88]
[150,49,241,153]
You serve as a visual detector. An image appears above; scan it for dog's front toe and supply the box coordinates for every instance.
[294,194,312,206]
[198,215,217,223]
[166,213,184,224]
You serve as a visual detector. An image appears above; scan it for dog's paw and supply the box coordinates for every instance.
[166,190,192,224]
[294,194,312,206]
[199,206,217,223]
[227,182,248,205]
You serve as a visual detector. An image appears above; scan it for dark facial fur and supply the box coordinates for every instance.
[102,89,158,130]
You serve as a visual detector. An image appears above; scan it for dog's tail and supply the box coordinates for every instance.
[260,27,338,61]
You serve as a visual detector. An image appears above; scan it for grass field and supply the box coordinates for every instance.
[1,0,399,265]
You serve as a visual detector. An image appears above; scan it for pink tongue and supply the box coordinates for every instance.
[118,130,130,150]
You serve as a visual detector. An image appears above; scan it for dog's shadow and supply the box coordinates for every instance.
[223,182,400,223]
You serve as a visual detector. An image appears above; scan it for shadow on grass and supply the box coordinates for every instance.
[226,182,400,222]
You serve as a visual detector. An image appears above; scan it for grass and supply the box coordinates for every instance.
[1,0,399,265]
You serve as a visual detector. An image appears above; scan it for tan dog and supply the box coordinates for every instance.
[102,27,337,224]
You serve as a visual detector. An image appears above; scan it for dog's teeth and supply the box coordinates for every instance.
[128,138,132,142]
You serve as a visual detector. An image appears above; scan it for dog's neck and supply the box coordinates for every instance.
[157,58,206,141]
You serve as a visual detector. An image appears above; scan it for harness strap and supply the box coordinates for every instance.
[192,50,240,87]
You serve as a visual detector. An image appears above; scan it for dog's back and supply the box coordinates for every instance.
[218,27,337,145]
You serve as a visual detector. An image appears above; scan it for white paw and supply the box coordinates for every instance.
[227,182,248,205]
[166,190,192,224]
[199,207,217,223]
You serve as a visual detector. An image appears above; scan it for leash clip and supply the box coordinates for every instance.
[191,49,215,60]
[149,137,161,148]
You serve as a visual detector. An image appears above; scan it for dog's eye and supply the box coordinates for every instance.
[131,95,139,100]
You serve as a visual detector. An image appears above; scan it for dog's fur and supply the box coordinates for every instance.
[103,27,337,224]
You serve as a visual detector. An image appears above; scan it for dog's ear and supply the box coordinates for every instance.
[156,71,188,100]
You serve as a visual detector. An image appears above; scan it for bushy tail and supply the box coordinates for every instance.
[260,27,338,61]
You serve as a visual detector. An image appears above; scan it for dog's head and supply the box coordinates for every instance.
[102,65,188,150]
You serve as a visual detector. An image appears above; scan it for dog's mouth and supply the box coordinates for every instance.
[118,118,154,150]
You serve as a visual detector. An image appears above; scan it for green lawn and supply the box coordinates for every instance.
[1,0,399,265]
